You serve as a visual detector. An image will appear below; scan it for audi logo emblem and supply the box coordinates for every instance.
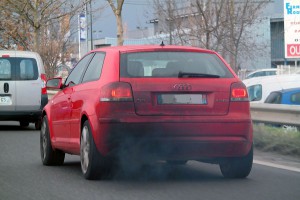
[173,83,192,91]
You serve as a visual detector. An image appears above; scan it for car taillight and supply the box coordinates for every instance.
[2,55,10,58]
[230,82,249,101]
[100,82,133,102]
[41,73,47,95]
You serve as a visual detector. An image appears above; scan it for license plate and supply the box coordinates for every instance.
[0,96,12,105]
[158,94,207,105]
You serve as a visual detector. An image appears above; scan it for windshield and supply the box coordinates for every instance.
[120,52,234,78]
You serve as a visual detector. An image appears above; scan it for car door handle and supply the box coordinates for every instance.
[4,83,9,93]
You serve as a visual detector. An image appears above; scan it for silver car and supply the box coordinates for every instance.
[0,50,48,129]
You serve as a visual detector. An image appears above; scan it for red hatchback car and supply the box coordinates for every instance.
[41,45,253,179]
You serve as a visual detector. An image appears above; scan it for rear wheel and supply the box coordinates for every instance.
[40,116,65,165]
[219,146,253,178]
[20,121,29,127]
[80,120,108,180]
[35,120,42,130]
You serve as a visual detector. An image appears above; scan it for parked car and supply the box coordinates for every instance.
[243,74,300,103]
[265,88,300,105]
[244,68,278,79]
[41,45,253,179]
[0,50,48,129]
[264,88,300,131]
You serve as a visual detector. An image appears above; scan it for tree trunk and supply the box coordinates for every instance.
[107,0,124,46]
[33,0,40,52]
[116,13,124,46]
[33,27,40,52]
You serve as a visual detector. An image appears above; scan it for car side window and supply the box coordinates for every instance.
[291,92,300,104]
[265,92,281,104]
[82,53,105,83]
[247,84,262,101]
[65,54,93,86]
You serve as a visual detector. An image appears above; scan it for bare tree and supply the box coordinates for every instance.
[107,0,125,46]
[222,0,268,72]
[0,1,32,50]
[152,0,270,72]
[0,0,84,52]
[39,15,75,78]
[0,0,87,78]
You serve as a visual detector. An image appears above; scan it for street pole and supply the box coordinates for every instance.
[85,2,88,52]
[78,15,81,59]
[90,0,93,50]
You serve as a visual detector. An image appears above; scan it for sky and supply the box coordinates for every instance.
[91,0,154,38]
[88,0,283,39]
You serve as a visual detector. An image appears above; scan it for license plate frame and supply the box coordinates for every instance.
[158,94,207,105]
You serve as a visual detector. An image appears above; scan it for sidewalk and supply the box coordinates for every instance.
[254,148,300,172]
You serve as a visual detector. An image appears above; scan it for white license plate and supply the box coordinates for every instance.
[158,94,207,105]
[0,96,12,105]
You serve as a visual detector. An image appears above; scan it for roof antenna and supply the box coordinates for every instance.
[160,41,165,47]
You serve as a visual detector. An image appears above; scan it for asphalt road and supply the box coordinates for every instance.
[0,122,300,200]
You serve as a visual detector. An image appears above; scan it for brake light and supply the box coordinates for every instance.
[41,73,47,95]
[230,82,248,101]
[100,82,133,102]
[2,55,10,58]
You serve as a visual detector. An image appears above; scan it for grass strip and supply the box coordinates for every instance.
[253,124,300,157]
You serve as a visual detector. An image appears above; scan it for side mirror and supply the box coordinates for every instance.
[46,77,63,89]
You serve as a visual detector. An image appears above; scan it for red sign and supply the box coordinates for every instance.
[287,44,300,57]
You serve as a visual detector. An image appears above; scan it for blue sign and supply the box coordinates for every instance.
[286,2,300,15]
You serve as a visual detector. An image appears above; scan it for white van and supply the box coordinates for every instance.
[243,74,300,103]
[0,50,48,129]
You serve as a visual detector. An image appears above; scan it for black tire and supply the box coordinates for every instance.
[167,160,188,165]
[219,146,253,178]
[40,116,65,166]
[35,120,42,130]
[80,120,108,180]
[20,121,29,127]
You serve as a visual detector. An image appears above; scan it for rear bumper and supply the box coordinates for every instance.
[0,110,42,122]
[93,118,253,161]
[0,94,47,123]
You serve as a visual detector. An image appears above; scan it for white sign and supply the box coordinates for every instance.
[284,0,300,58]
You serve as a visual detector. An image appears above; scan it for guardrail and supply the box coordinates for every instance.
[47,90,300,127]
[250,103,300,126]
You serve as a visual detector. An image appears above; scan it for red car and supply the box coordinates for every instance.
[41,45,253,179]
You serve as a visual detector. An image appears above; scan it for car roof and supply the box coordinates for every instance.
[243,73,300,84]
[271,87,300,94]
[89,45,216,54]
[0,50,40,58]
[247,68,277,75]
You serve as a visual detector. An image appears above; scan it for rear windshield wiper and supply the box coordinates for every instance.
[178,71,220,78]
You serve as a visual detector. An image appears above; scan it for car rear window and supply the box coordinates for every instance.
[0,59,11,80]
[0,57,38,80]
[120,52,233,78]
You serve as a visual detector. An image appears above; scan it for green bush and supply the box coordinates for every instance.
[253,124,300,157]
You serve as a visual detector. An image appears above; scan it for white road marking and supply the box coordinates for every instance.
[254,159,300,173]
